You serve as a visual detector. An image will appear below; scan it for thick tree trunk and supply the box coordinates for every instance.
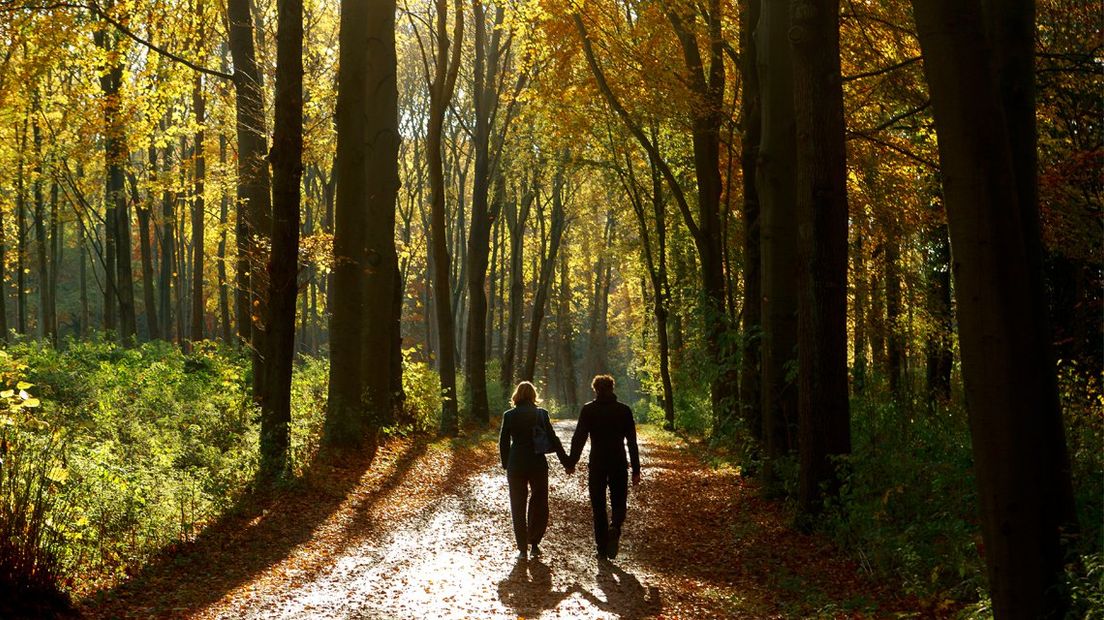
[912,1,1077,615]
[323,0,400,448]
[756,0,799,486]
[261,0,302,478]
[791,0,852,516]
[739,0,763,439]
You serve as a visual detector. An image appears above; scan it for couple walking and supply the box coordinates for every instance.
[498,375,641,561]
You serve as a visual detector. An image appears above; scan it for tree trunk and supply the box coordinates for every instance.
[912,0,1077,615]
[501,189,531,391]
[323,0,400,448]
[140,148,162,340]
[260,0,302,478]
[218,135,233,343]
[464,1,507,427]
[159,125,176,342]
[884,235,903,397]
[556,252,578,411]
[739,0,763,439]
[924,221,952,405]
[228,0,272,390]
[791,0,851,516]
[191,69,206,344]
[756,0,799,486]
[32,94,51,342]
[522,163,568,382]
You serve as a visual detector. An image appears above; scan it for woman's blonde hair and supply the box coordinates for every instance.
[511,381,540,406]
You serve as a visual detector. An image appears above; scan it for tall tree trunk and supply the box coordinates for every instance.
[191,66,206,344]
[13,117,27,339]
[556,252,578,411]
[426,0,464,435]
[464,1,506,427]
[739,0,763,439]
[912,0,1077,615]
[924,221,952,406]
[159,126,176,342]
[260,0,302,478]
[140,148,162,340]
[500,190,531,391]
[791,0,851,516]
[756,0,799,487]
[852,221,867,392]
[885,235,903,397]
[228,0,272,391]
[218,136,233,343]
[32,93,51,342]
[323,0,400,448]
[522,163,567,382]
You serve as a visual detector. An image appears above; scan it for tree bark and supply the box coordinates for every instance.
[260,0,302,478]
[790,0,852,516]
[191,61,206,344]
[756,0,799,486]
[912,1,1077,615]
[323,0,400,448]
[140,148,162,340]
[228,0,272,389]
[924,221,952,405]
[522,162,568,382]
[739,0,763,439]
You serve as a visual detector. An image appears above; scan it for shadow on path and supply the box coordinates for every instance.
[79,440,428,619]
[496,558,577,618]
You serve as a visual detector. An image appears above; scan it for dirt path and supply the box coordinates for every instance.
[83,422,918,619]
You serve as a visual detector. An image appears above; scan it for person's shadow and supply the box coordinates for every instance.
[578,560,662,619]
[497,558,577,617]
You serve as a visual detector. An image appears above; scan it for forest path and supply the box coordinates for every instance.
[83,421,916,619]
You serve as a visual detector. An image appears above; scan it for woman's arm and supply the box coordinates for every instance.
[499,411,511,469]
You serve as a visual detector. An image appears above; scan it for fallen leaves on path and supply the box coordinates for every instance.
[79,424,931,619]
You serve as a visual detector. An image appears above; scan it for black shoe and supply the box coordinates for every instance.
[607,526,622,559]
[517,548,528,560]
[530,543,542,557]
[596,548,608,561]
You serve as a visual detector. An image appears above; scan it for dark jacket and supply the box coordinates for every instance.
[568,393,640,475]
[499,403,566,474]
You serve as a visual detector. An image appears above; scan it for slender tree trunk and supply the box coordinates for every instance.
[852,221,868,392]
[924,221,952,406]
[885,235,903,397]
[140,148,162,340]
[912,1,1077,614]
[501,190,530,391]
[32,93,50,342]
[191,66,206,344]
[756,0,799,487]
[791,0,851,516]
[261,0,302,478]
[218,136,232,343]
[556,252,578,411]
[228,0,272,391]
[522,164,567,382]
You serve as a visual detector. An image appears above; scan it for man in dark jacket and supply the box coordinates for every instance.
[566,374,641,560]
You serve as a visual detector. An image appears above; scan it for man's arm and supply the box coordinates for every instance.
[568,407,591,467]
[499,412,511,469]
[625,406,641,476]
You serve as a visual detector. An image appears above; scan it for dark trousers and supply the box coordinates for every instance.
[507,469,549,550]
[588,467,628,553]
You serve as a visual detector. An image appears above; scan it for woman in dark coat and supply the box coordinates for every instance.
[498,381,568,559]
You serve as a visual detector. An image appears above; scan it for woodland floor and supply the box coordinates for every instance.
[79,421,936,619]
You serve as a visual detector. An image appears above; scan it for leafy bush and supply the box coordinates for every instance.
[822,392,983,602]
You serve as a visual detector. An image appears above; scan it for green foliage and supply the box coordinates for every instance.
[821,393,983,603]
[396,350,443,434]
